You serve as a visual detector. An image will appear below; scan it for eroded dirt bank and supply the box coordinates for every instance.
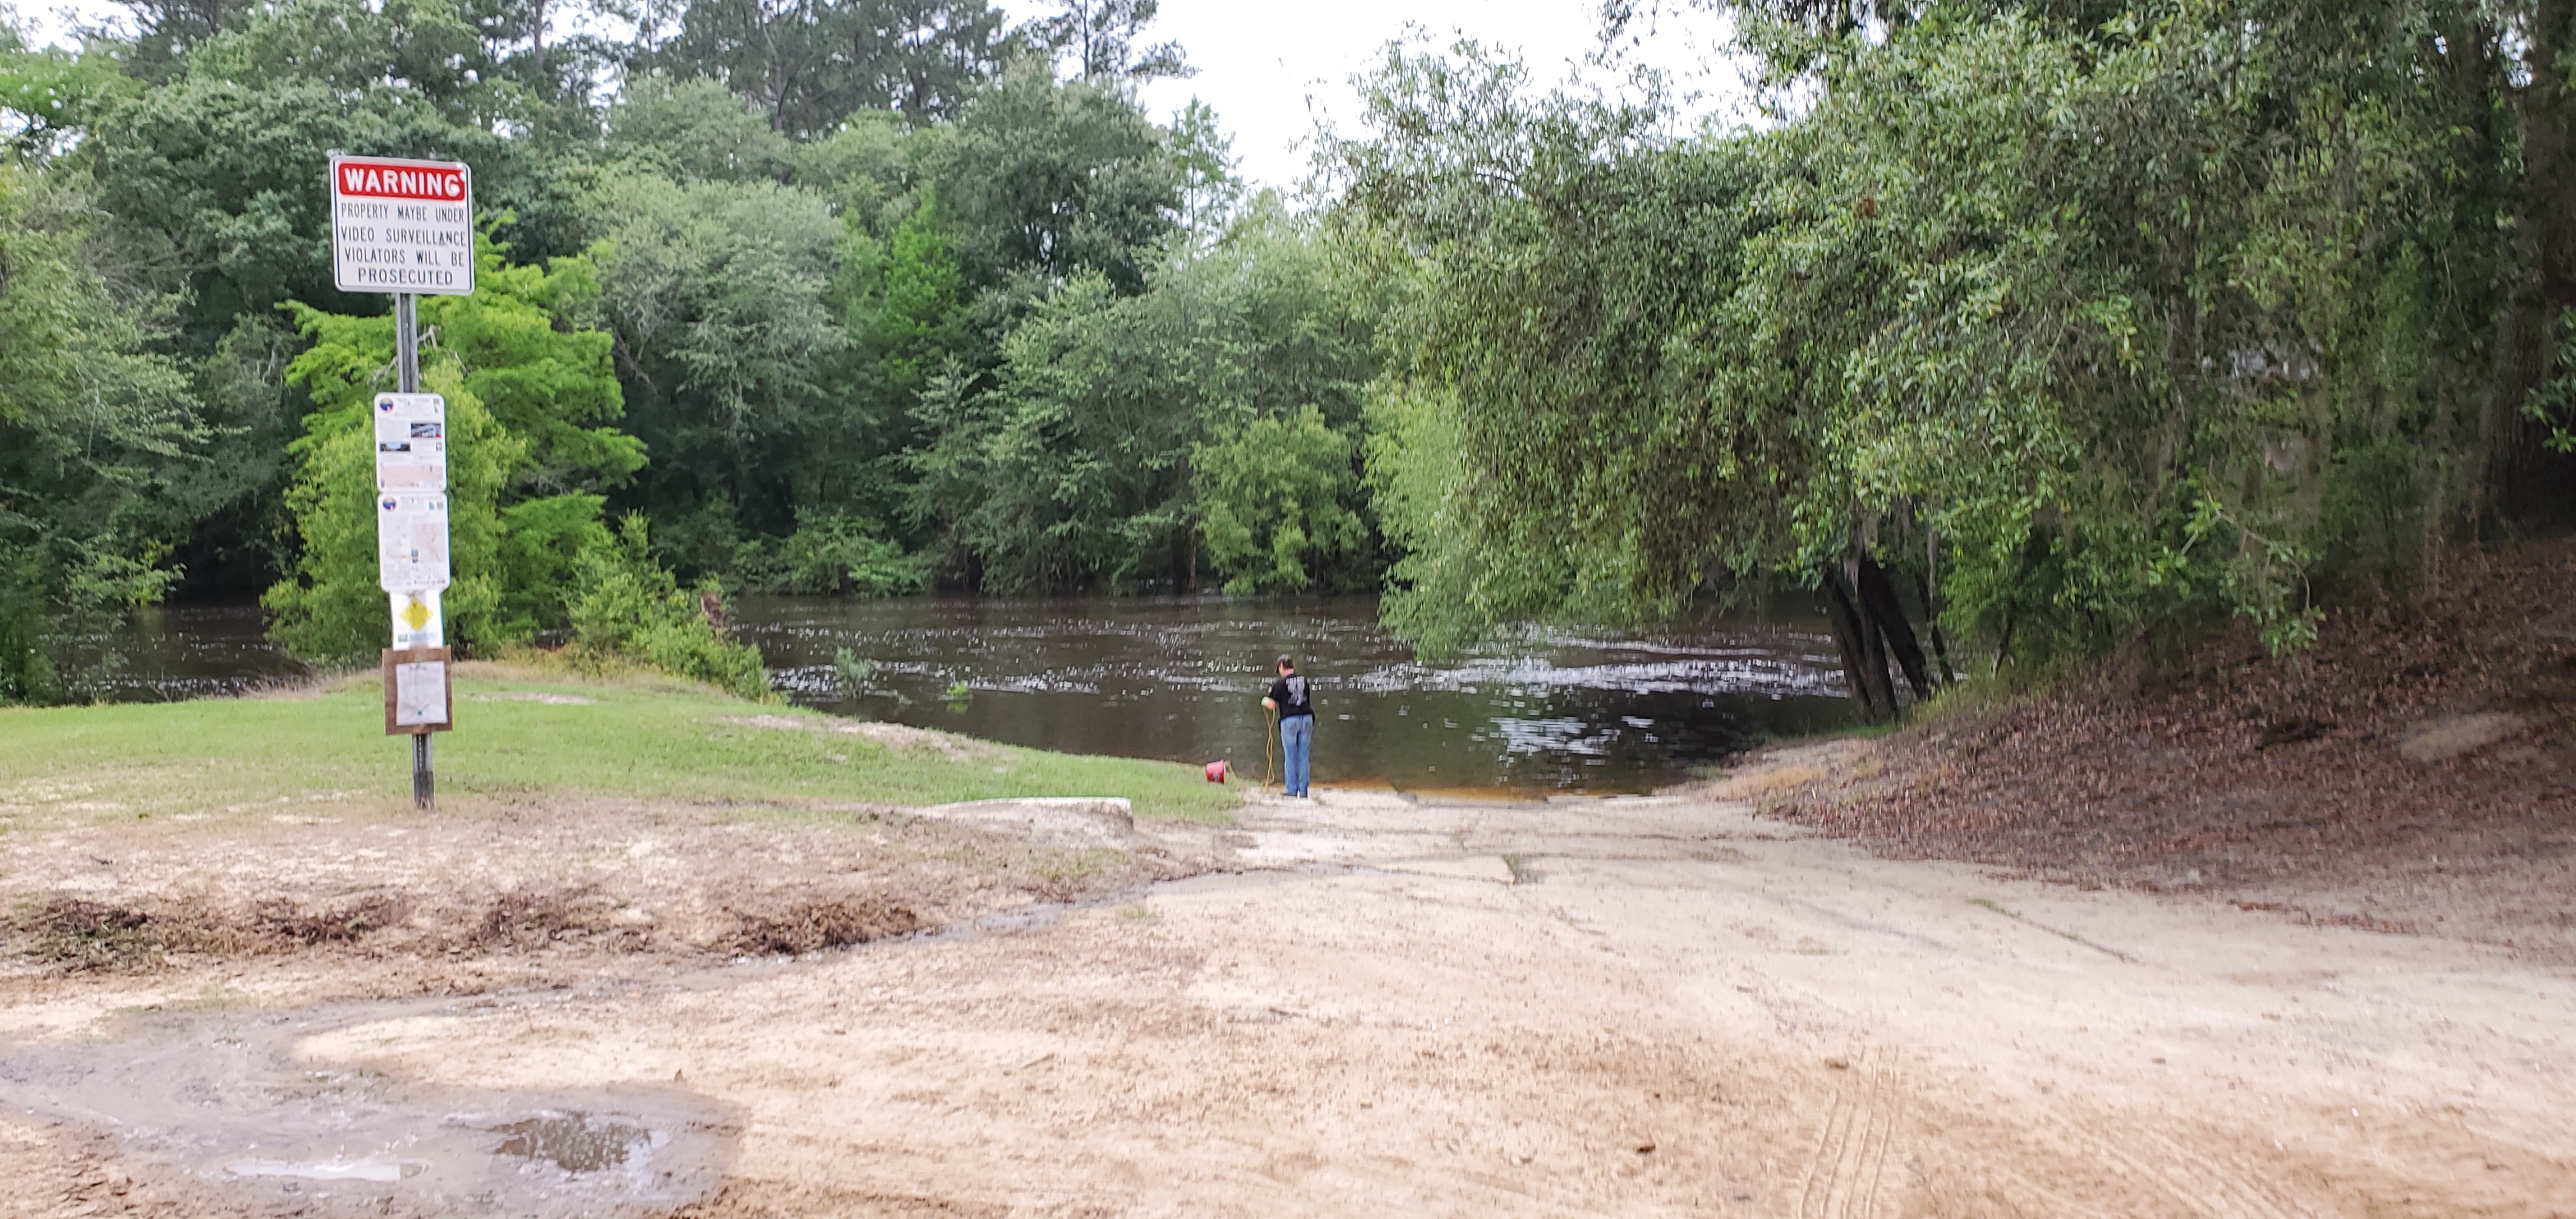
[6,786,2569,1216]
[1756,539,2576,963]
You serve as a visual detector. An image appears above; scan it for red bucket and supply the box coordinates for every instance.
[1203,760,1230,784]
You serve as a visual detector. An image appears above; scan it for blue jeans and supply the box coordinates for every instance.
[1279,715,1313,797]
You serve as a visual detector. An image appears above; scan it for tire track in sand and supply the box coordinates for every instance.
[2045,1114,2322,1219]
[1797,1045,1901,1219]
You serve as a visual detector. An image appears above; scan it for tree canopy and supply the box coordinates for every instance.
[0,0,1387,704]
[1335,1,2576,710]
[5,0,2572,721]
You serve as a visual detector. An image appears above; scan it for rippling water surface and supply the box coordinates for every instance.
[101,595,1858,794]
[740,595,1856,793]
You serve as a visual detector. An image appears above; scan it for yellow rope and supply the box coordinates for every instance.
[1264,704,1280,792]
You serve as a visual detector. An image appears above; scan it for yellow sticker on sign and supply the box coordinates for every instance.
[401,598,433,631]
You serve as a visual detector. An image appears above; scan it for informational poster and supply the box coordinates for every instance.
[328,155,475,295]
[394,659,449,728]
[373,393,447,491]
[382,646,454,735]
[376,493,451,592]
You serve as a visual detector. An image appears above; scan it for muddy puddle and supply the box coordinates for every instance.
[0,985,728,1216]
[0,867,1365,1215]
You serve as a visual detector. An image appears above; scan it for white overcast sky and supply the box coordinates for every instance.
[1000,0,1751,188]
[15,0,1749,188]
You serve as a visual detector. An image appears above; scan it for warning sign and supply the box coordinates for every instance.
[376,493,451,592]
[373,393,447,491]
[330,155,475,295]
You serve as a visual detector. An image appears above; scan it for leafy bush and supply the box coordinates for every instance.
[1195,405,1367,595]
[568,516,770,701]
[831,648,875,696]
[734,511,926,595]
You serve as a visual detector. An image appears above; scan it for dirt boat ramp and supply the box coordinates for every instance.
[5,778,2570,1217]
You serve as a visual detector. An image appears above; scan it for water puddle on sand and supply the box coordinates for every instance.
[489,1112,657,1172]
[0,873,1358,1211]
[0,992,724,1215]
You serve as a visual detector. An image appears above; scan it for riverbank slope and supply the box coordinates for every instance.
[1740,536,2576,965]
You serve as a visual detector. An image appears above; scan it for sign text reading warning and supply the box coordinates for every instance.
[330,155,475,295]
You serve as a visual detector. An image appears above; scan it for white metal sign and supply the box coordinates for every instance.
[373,393,447,491]
[330,155,475,295]
[376,493,451,592]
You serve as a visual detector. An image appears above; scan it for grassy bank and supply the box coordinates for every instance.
[0,663,1240,827]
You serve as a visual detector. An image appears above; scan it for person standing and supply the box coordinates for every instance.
[1262,654,1315,797]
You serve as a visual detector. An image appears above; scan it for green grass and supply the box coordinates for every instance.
[0,666,1239,826]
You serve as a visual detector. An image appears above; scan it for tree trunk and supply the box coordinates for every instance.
[2527,0,2576,315]
[2493,0,2576,521]
[1820,565,1895,722]
[1857,555,1935,702]
[1920,528,1959,685]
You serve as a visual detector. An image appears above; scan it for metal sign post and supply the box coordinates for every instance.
[331,153,473,810]
[395,293,439,808]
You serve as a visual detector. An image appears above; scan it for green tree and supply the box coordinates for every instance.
[0,162,199,703]
[606,73,794,183]
[262,241,638,661]
[652,0,1012,135]
[1028,0,1188,84]
[910,60,1180,292]
[907,202,1374,592]
[1337,6,2570,714]
[115,0,262,81]
[583,172,850,552]
[1333,45,1783,651]
[1169,96,1240,236]
[0,24,134,160]
[864,196,968,397]
[1195,405,1366,595]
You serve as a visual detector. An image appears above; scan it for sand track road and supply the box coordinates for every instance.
[9,786,2573,1216]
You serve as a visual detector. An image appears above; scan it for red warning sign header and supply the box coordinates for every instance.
[334,158,469,202]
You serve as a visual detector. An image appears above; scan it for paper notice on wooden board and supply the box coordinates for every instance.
[394,659,448,728]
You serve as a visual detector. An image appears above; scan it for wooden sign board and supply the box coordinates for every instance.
[383,647,454,735]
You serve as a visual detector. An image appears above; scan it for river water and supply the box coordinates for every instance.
[99,596,1857,794]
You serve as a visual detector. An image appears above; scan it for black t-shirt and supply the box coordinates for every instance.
[1268,673,1314,719]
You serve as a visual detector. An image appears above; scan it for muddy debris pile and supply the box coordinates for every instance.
[1,801,1183,985]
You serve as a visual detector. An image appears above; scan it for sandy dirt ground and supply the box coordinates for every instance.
[4,769,2572,1217]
